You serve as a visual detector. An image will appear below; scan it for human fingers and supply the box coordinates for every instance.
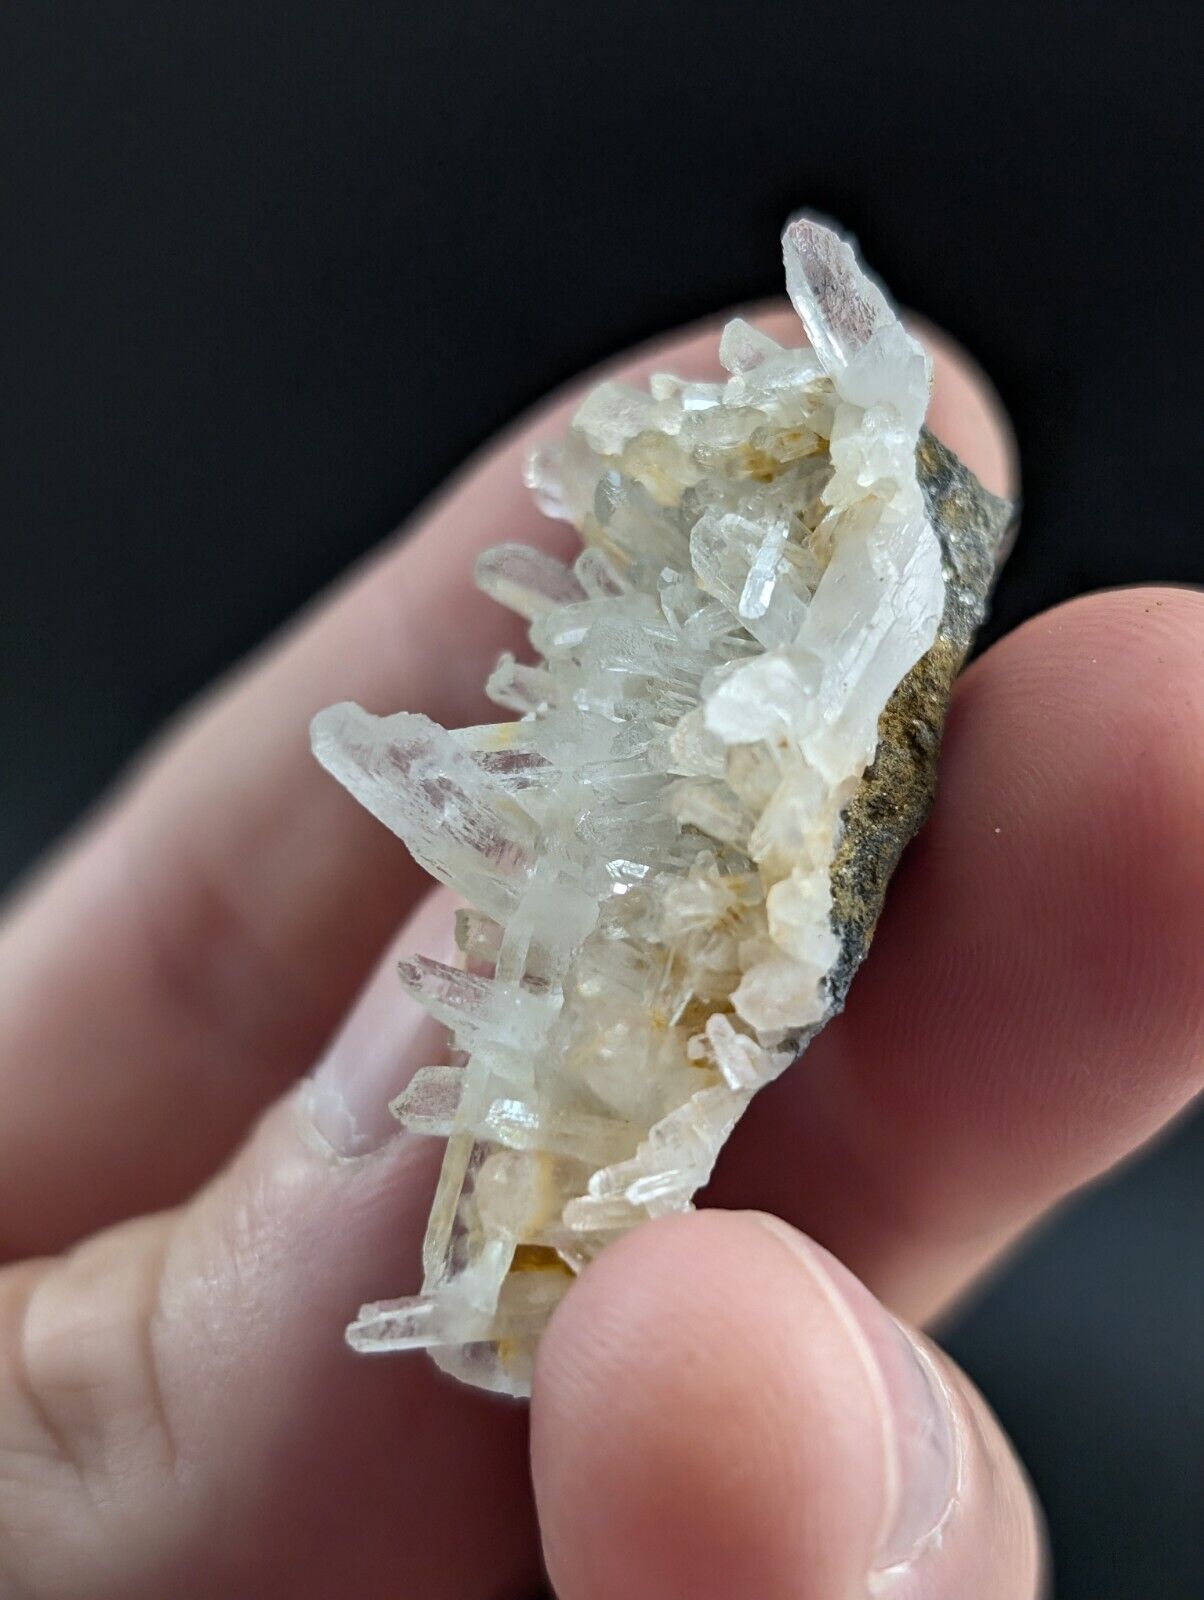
[532,1208,1044,1600]
[0,892,544,1600]
[708,583,1204,1324]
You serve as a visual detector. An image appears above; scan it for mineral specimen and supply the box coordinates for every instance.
[311,216,1015,1395]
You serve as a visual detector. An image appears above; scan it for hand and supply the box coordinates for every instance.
[0,306,1198,1600]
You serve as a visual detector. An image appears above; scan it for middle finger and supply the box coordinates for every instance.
[708,584,1204,1325]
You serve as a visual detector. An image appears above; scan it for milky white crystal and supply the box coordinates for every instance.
[312,218,957,1394]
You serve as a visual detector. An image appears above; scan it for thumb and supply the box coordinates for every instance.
[531,1210,1045,1599]
[0,892,537,1600]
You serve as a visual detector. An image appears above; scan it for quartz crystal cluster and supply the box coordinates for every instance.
[312,217,1015,1394]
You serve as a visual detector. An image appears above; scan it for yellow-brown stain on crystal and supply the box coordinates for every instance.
[497,1247,576,1372]
[511,1244,575,1277]
[735,429,826,484]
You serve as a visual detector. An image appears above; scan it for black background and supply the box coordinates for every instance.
[1,4,1201,1594]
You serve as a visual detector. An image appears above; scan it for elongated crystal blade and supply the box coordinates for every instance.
[312,704,538,921]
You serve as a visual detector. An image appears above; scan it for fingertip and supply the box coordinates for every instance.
[945,586,1204,1127]
[832,584,1202,1270]
[531,1211,890,1600]
[532,1211,1043,1600]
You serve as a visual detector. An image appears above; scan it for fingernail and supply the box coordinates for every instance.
[302,892,458,1159]
[754,1218,961,1583]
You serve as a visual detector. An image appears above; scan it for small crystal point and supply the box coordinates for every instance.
[313,214,1016,1395]
[782,214,893,374]
[396,955,494,1034]
[390,1064,464,1135]
[474,543,586,619]
[782,214,932,432]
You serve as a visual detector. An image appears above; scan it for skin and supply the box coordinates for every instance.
[0,304,1199,1599]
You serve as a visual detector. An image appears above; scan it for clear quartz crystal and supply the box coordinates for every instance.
[311,215,1009,1395]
